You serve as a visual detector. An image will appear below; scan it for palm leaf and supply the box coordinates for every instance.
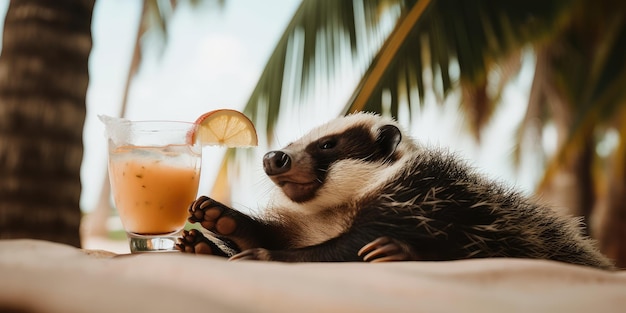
[242,0,573,145]
[512,49,550,167]
[520,0,626,191]
[345,0,432,120]
[242,0,406,142]
[345,0,574,139]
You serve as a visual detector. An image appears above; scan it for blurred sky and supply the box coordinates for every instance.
[0,0,542,214]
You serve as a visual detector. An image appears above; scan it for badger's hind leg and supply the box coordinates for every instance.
[358,236,421,262]
[175,229,234,257]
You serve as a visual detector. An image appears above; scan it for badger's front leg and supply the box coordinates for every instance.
[229,237,420,262]
[176,195,266,254]
[230,230,404,262]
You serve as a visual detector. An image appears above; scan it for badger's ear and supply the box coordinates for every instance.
[376,124,402,158]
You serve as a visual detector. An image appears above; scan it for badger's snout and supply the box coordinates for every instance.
[263,149,321,203]
[263,151,292,176]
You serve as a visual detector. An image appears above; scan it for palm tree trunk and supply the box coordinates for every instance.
[593,118,626,269]
[534,46,596,231]
[541,124,595,223]
[0,0,95,247]
[596,163,626,269]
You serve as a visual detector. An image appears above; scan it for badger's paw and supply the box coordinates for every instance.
[229,248,272,261]
[188,196,238,235]
[176,229,228,256]
[358,236,420,262]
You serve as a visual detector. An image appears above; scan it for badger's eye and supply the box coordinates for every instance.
[319,138,337,150]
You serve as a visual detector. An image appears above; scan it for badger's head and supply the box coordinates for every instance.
[263,112,416,213]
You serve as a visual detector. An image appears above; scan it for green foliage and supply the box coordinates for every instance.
[351,0,573,138]
[243,0,402,140]
[242,0,574,142]
[516,0,626,189]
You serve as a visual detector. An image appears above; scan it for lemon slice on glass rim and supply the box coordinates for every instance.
[189,109,258,147]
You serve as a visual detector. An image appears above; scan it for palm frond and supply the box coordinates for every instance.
[142,0,223,60]
[242,0,406,141]
[527,0,626,191]
[241,0,573,144]
[570,7,626,127]
[345,0,432,120]
[512,49,549,167]
[345,0,574,138]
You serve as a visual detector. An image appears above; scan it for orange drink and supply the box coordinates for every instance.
[101,116,201,253]
[109,145,200,235]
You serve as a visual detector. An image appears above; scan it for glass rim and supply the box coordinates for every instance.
[118,119,195,125]
[121,120,197,132]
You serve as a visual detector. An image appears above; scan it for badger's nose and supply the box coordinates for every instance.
[263,151,291,175]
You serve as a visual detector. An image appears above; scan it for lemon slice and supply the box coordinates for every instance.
[190,109,258,147]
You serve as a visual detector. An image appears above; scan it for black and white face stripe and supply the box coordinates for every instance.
[267,113,415,212]
[303,123,402,188]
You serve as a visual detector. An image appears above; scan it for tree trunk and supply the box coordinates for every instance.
[0,0,95,247]
[595,167,626,269]
[593,116,626,269]
[534,47,596,230]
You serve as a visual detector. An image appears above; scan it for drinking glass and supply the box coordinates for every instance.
[100,116,201,253]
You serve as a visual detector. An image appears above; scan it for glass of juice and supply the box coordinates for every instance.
[100,116,201,253]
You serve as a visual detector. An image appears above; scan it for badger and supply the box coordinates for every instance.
[176,112,615,270]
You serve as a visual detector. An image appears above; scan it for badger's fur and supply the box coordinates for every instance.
[177,112,615,270]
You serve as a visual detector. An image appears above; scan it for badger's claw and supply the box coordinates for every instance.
[188,196,238,235]
[358,236,419,262]
[229,248,272,261]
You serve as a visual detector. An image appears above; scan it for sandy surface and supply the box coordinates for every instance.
[1,239,625,313]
